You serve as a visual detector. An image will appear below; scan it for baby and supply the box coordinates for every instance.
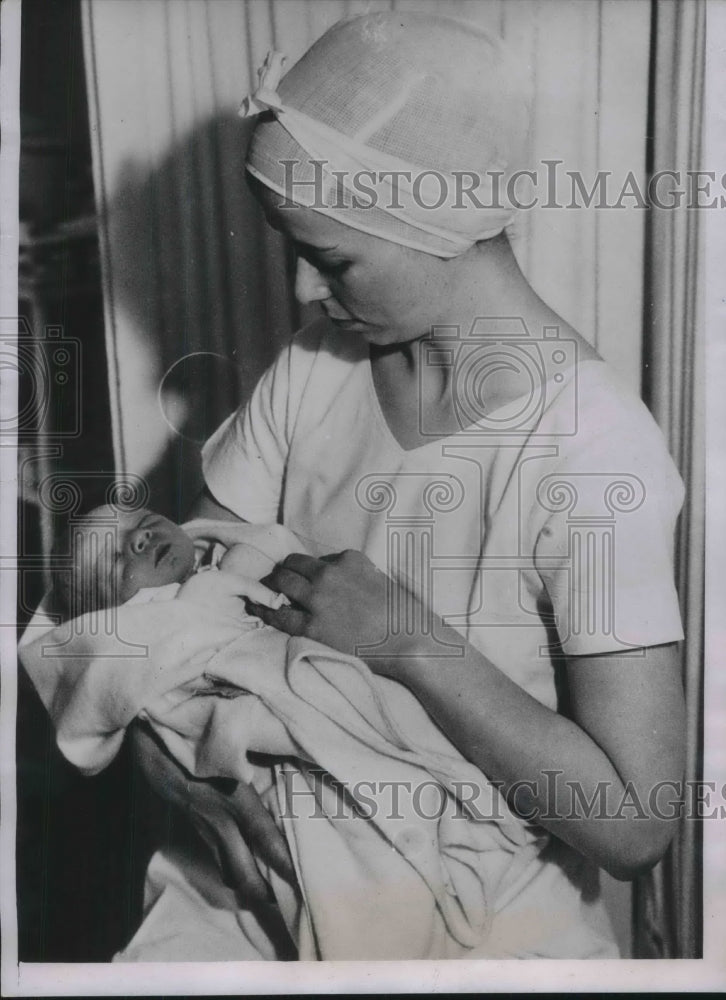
[26,506,538,961]
[49,504,290,623]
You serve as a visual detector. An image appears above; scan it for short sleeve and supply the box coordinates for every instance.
[201,324,321,522]
[534,413,685,656]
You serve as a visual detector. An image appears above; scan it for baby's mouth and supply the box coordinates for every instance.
[154,542,171,566]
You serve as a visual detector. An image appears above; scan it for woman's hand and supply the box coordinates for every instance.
[252,554,685,879]
[128,720,295,905]
[249,550,413,666]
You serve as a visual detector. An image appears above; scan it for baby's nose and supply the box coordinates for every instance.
[129,527,152,554]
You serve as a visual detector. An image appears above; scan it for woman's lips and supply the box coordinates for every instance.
[323,303,356,324]
[325,311,363,329]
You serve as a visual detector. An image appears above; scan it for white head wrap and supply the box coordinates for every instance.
[242,13,530,258]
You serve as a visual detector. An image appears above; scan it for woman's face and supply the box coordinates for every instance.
[255,184,457,346]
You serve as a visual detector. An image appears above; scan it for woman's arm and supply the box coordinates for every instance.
[188,485,246,521]
[391,638,685,880]
[254,550,686,881]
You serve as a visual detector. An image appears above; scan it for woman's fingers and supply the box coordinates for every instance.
[190,782,294,899]
[226,782,296,884]
[261,566,312,606]
[192,811,272,905]
[255,547,393,655]
[277,552,325,579]
[129,721,295,899]
[129,720,191,810]
[209,816,275,905]
[247,600,309,636]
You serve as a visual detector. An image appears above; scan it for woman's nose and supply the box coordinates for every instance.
[295,258,331,304]
[129,527,152,555]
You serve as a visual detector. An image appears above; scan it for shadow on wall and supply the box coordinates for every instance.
[105,112,302,521]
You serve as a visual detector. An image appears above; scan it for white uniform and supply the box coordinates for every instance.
[199,317,685,958]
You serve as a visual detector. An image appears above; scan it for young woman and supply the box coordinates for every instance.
[131,12,685,959]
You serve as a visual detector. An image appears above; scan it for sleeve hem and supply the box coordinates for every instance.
[560,626,684,658]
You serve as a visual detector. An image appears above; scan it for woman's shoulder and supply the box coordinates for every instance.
[545,358,683,494]
[568,359,666,440]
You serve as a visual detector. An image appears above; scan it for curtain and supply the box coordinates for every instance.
[634,0,706,959]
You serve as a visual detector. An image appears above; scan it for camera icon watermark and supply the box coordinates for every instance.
[1,316,82,440]
[418,317,578,437]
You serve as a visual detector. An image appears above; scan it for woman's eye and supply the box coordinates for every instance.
[325,260,351,277]
[313,256,351,278]
[296,245,351,277]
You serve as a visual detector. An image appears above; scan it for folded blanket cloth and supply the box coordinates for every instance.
[19,520,544,960]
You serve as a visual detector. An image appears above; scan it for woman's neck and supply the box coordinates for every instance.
[369,237,598,449]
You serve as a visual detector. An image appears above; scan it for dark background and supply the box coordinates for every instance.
[17,0,167,961]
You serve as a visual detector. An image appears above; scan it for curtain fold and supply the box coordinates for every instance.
[635,0,706,959]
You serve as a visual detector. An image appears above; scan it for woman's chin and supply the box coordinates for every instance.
[325,314,411,346]
[330,318,386,341]
[328,316,360,331]
[362,327,424,347]
[324,311,364,330]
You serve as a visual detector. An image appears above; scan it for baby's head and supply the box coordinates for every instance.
[50,505,196,620]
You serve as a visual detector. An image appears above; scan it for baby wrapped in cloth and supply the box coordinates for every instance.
[20,516,545,960]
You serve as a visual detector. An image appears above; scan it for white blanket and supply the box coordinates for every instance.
[20,521,545,960]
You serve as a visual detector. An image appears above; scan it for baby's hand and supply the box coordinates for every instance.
[219,542,277,580]
[178,569,289,614]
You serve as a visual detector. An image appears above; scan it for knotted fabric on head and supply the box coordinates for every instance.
[241,13,531,258]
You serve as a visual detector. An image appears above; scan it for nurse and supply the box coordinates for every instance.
[132,12,686,958]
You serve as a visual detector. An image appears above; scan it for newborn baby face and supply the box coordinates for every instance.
[75,506,196,609]
[113,509,196,601]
